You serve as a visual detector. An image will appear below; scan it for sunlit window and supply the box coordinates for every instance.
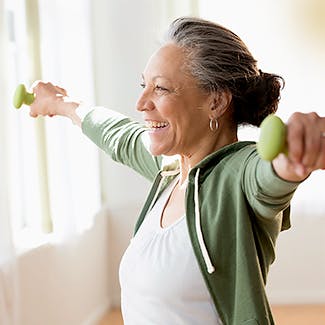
[2,0,101,251]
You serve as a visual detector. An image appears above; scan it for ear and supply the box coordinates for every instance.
[209,90,232,119]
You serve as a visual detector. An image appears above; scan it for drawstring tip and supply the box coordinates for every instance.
[207,265,215,274]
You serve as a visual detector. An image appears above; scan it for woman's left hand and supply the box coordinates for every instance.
[272,112,325,182]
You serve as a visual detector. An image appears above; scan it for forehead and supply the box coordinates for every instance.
[143,43,191,82]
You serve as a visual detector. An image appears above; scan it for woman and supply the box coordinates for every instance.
[29,17,324,325]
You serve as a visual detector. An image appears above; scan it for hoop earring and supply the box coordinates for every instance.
[209,118,219,132]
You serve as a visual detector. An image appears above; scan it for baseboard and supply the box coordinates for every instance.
[269,290,325,305]
[81,298,112,325]
[111,293,121,308]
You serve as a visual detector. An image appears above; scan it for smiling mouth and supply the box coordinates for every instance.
[146,121,169,130]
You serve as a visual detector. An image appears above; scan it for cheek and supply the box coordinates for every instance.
[157,97,204,132]
[156,98,181,121]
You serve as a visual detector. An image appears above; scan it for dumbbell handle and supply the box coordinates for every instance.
[13,84,35,109]
[13,84,286,161]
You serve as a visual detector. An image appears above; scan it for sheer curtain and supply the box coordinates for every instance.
[6,0,102,249]
[1,0,101,322]
[0,0,20,323]
[36,0,101,239]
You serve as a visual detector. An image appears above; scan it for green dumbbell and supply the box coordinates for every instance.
[257,114,288,161]
[13,84,35,109]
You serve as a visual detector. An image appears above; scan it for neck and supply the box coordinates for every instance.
[178,129,238,185]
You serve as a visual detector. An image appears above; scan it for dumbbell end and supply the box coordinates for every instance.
[13,84,26,108]
[257,114,287,161]
[13,84,35,109]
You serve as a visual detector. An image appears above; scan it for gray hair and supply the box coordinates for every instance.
[164,17,284,127]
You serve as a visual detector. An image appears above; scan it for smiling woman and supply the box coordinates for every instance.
[136,44,226,160]
[23,16,325,325]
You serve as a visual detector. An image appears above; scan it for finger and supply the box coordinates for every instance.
[321,136,325,169]
[54,85,67,96]
[287,114,305,164]
[307,117,325,170]
[302,113,321,167]
[315,133,325,169]
[31,80,48,94]
[29,111,38,118]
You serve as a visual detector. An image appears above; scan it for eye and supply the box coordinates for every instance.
[154,85,169,92]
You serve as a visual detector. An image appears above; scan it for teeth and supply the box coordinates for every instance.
[146,121,169,129]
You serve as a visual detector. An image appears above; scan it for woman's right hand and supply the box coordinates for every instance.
[29,81,82,127]
[29,81,79,118]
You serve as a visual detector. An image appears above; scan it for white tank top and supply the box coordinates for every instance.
[119,178,222,324]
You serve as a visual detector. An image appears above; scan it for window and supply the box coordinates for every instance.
[1,0,101,251]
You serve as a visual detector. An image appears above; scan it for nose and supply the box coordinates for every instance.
[136,89,155,112]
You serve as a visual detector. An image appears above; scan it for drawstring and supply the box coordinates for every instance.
[148,167,215,274]
[147,169,180,214]
[194,168,215,274]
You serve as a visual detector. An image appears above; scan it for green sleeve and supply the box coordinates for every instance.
[81,108,162,181]
[241,148,300,222]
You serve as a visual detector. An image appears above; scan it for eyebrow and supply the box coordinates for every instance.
[141,74,170,82]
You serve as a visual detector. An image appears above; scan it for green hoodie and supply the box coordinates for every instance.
[82,108,300,325]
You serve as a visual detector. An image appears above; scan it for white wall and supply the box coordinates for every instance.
[266,212,325,304]
[17,210,111,325]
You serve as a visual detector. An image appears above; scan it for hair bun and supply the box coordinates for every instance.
[233,71,284,127]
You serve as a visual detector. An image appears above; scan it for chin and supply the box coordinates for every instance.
[149,146,164,156]
[149,143,173,157]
